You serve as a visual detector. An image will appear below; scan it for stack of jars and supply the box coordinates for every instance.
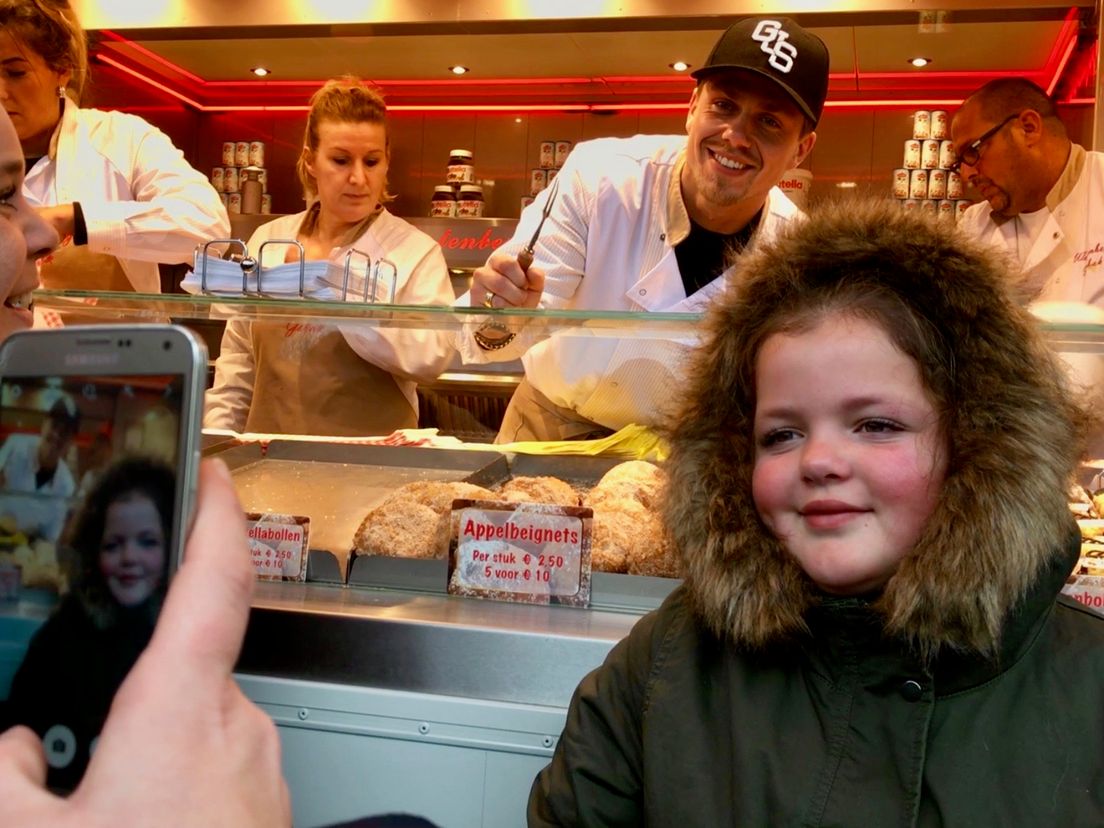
[429,149,486,218]
[210,141,272,215]
[892,110,971,222]
[524,139,572,212]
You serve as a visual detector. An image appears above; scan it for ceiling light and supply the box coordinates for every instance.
[251,66,270,77]
[515,117,523,123]
[449,65,468,75]
[909,57,932,68]
[669,61,690,72]
[836,181,858,189]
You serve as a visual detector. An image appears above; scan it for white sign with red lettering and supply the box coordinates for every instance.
[246,512,310,582]
[448,501,592,607]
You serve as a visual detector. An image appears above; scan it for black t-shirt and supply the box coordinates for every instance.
[673,210,762,297]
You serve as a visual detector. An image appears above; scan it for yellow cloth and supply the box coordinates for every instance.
[495,423,668,461]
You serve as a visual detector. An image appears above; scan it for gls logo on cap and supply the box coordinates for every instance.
[751,20,797,73]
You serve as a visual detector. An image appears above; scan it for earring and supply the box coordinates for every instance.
[57,85,65,98]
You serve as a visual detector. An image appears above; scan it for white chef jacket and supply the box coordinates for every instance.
[205,208,455,432]
[457,133,802,430]
[0,434,75,543]
[23,96,230,294]
[958,144,1104,304]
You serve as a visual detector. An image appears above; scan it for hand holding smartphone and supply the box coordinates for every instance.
[0,459,290,826]
[0,325,206,792]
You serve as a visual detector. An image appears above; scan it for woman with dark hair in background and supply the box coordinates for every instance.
[0,0,228,294]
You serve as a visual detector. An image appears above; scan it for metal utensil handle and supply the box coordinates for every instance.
[257,239,306,297]
[197,238,247,294]
[343,248,373,302]
[374,258,398,304]
[517,247,535,274]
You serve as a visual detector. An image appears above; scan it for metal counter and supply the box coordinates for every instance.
[236,581,651,827]
[240,580,643,708]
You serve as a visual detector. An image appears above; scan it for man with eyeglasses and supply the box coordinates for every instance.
[950,78,1104,304]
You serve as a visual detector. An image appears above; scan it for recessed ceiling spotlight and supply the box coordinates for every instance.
[836,181,858,189]
[251,66,270,77]
[515,117,523,123]
[909,57,932,68]
[449,65,469,75]
[669,61,690,72]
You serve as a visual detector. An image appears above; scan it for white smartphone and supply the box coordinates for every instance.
[0,325,206,792]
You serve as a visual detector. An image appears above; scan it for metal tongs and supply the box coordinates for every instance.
[517,176,560,273]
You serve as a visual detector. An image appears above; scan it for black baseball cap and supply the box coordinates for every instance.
[691,17,830,126]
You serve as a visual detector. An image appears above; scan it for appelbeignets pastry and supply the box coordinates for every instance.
[498,475,580,506]
[591,460,665,509]
[353,480,495,559]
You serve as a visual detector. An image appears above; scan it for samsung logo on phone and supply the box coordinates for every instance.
[65,352,120,367]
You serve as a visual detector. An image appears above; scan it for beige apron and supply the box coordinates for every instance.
[36,243,136,327]
[39,242,132,292]
[244,322,416,437]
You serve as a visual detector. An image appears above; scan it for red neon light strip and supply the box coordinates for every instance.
[95,54,203,109]
[1046,27,1079,96]
[98,30,207,85]
[203,76,595,87]
[1042,8,1081,76]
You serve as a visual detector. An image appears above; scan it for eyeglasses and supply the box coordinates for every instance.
[947,113,1019,173]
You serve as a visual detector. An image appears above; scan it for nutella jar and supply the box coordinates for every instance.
[931,110,949,140]
[211,167,225,192]
[234,141,250,167]
[938,199,955,221]
[892,168,909,199]
[947,171,964,200]
[457,184,485,218]
[248,140,266,167]
[221,141,236,167]
[554,140,572,167]
[447,149,475,185]
[430,185,457,217]
[260,193,272,215]
[909,169,929,200]
[921,139,940,169]
[903,140,921,170]
[530,168,547,196]
[223,167,240,194]
[928,168,947,200]
[913,110,931,140]
[539,141,555,169]
[938,140,956,171]
[227,192,242,214]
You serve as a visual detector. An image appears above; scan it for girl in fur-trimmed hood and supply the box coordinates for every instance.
[530,199,1104,827]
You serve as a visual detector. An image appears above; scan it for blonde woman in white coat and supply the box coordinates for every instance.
[205,77,454,436]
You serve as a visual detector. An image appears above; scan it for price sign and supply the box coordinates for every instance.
[447,499,592,607]
[245,512,310,582]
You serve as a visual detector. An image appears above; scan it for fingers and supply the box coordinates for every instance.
[143,458,253,680]
[0,726,48,789]
[473,252,542,308]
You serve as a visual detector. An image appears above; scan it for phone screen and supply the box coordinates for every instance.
[0,369,191,792]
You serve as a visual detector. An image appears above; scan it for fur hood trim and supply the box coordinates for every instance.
[663,199,1092,662]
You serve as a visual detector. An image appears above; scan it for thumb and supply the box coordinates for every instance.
[141,458,253,680]
[0,725,62,818]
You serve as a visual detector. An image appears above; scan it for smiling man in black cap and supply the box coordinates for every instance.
[460,17,830,443]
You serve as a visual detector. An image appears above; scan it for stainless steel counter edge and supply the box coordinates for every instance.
[239,581,646,709]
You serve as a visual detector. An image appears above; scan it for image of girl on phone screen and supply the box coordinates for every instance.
[4,456,174,790]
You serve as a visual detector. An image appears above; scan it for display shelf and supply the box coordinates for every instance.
[31,288,703,336]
